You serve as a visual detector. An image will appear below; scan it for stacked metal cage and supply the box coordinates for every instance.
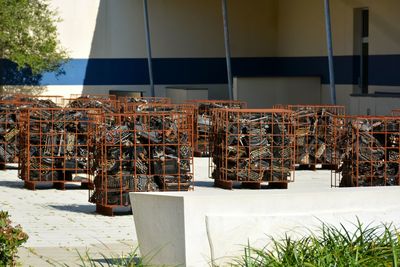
[187,100,247,156]
[275,105,345,169]
[210,109,295,189]
[332,116,400,187]
[63,96,118,113]
[118,96,171,112]
[18,107,102,190]
[89,104,194,215]
[392,109,400,116]
[0,96,62,169]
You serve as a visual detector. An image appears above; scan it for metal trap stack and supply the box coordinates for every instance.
[332,116,400,187]
[188,100,247,157]
[276,105,345,170]
[210,109,295,190]
[64,96,118,113]
[19,107,102,190]
[118,97,171,112]
[392,109,400,116]
[0,95,62,170]
[90,104,194,216]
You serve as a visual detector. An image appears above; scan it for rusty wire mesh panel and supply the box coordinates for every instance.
[19,108,102,190]
[63,97,118,113]
[118,97,171,112]
[332,116,400,187]
[272,104,288,109]
[90,105,194,215]
[0,101,20,169]
[16,95,64,107]
[210,109,295,190]
[187,100,247,157]
[283,105,345,169]
[69,94,117,100]
[392,109,400,116]
[0,96,62,170]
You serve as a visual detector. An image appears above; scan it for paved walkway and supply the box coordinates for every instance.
[0,159,332,266]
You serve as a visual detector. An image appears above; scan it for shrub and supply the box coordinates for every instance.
[233,220,400,267]
[0,211,28,266]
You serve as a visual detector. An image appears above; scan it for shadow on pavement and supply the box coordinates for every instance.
[49,204,96,214]
[0,180,24,189]
[194,180,214,188]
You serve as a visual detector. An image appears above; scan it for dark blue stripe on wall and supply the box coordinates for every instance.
[369,55,400,86]
[1,55,399,86]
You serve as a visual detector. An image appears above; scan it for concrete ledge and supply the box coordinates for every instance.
[131,187,400,266]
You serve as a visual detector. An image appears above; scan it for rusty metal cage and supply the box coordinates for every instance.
[69,94,117,100]
[187,100,247,157]
[18,108,102,190]
[90,105,194,216]
[63,97,118,112]
[392,109,400,116]
[16,95,64,107]
[276,105,346,169]
[210,108,295,190]
[332,116,400,187]
[0,96,62,170]
[118,97,171,112]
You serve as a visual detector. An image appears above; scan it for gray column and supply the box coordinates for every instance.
[222,0,233,100]
[324,0,337,104]
[143,0,155,97]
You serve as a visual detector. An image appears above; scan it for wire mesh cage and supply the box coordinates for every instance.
[210,108,295,190]
[0,96,62,170]
[90,105,194,216]
[16,95,64,107]
[18,108,102,190]
[274,105,345,169]
[332,116,400,187]
[392,109,400,116]
[187,100,247,157]
[63,97,118,113]
[118,97,171,112]
[69,94,117,100]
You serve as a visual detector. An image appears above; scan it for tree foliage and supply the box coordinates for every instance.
[0,0,68,77]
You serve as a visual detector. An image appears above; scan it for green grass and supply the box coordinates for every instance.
[232,219,400,267]
[77,247,143,267]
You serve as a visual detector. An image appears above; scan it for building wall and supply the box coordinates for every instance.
[3,0,400,114]
[274,0,400,113]
[37,0,278,97]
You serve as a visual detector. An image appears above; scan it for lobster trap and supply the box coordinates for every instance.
[118,97,171,112]
[275,105,345,169]
[332,116,400,187]
[69,94,117,100]
[63,96,118,113]
[392,109,400,116]
[187,100,247,157]
[210,109,295,190]
[90,105,194,216]
[18,107,102,190]
[0,96,62,169]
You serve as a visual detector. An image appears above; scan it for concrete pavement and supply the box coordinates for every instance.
[0,159,333,266]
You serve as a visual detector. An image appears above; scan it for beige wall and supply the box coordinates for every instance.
[50,0,277,59]
[277,0,400,57]
[234,77,322,108]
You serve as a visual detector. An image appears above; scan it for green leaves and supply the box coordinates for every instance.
[0,211,28,266]
[233,220,400,267]
[0,0,68,75]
